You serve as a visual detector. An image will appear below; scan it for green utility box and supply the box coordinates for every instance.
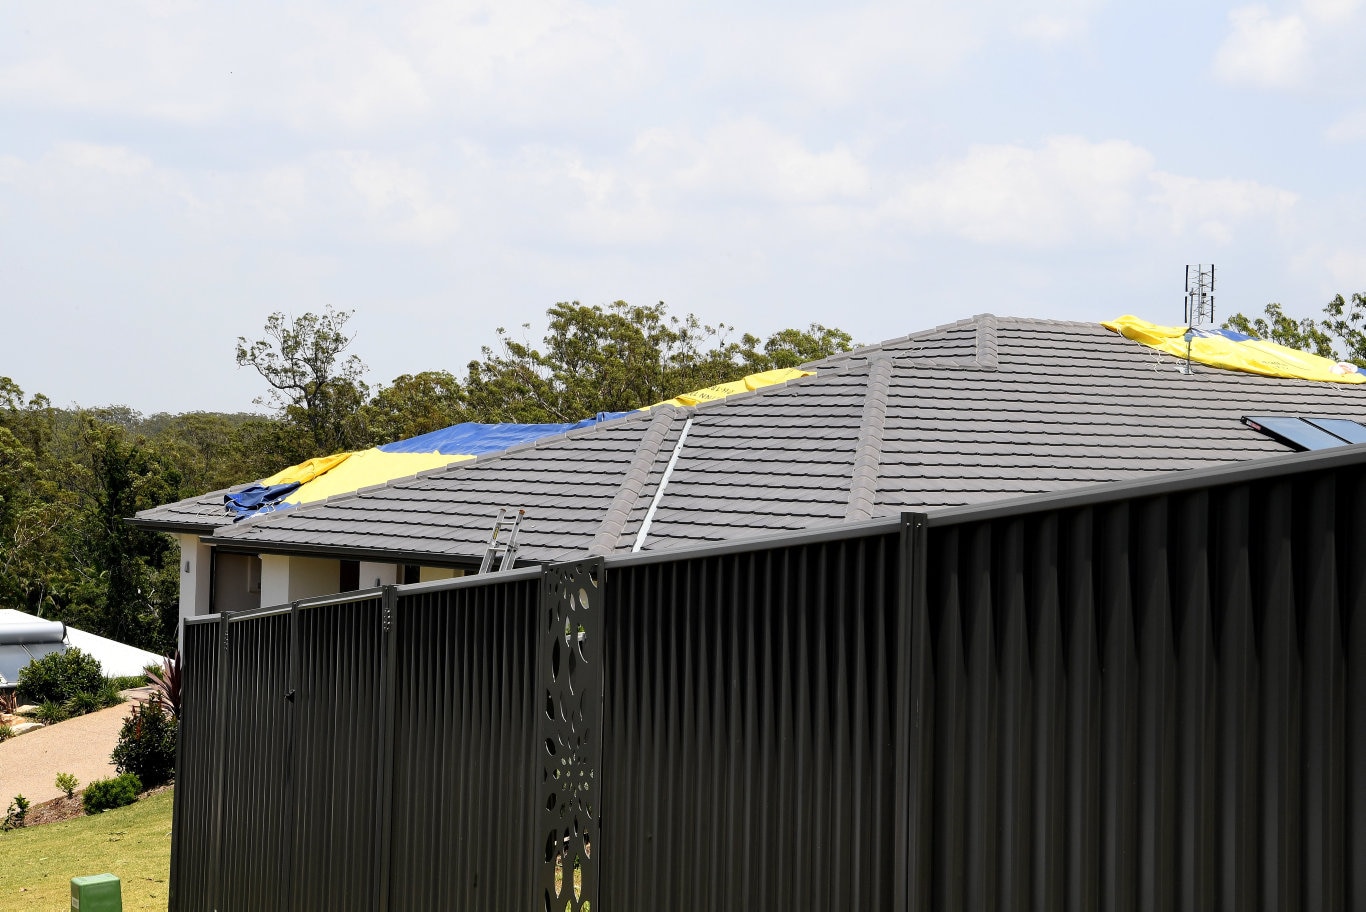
[71,873,122,912]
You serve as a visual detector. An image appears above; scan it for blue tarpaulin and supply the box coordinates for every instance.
[376,414,631,456]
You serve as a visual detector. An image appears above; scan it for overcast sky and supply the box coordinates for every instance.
[4,0,1365,414]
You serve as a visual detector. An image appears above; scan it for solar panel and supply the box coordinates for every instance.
[1305,417,1366,445]
[1243,416,1347,450]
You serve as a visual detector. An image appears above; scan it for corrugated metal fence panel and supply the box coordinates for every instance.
[217,611,293,912]
[289,596,386,911]
[599,533,904,911]
[915,466,1366,911]
[168,618,221,912]
[386,577,541,911]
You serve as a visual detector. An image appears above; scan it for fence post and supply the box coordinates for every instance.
[374,585,400,912]
[896,513,931,912]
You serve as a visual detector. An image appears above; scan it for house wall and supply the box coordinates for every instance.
[260,554,341,607]
[177,534,215,633]
[358,561,398,589]
[418,566,465,583]
[212,552,261,615]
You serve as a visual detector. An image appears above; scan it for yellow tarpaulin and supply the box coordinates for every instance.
[649,367,813,408]
[286,448,474,506]
[260,452,353,487]
[1103,315,1366,385]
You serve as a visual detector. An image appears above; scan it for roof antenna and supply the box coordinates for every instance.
[1181,264,1215,375]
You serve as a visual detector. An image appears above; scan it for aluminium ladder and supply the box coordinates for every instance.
[478,508,526,573]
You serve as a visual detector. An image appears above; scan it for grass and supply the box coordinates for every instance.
[0,787,173,911]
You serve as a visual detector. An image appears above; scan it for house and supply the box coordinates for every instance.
[130,314,1366,628]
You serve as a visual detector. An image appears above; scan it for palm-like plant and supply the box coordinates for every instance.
[147,651,182,718]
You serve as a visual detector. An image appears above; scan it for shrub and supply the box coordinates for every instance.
[97,679,127,709]
[2,794,29,830]
[65,691,102,717]
[107,675,148,692]
[32,700,69,725]
[83,774,141,814]
[111,701,177,787]
[0,725,12,743]
[55,772,79,799]
[17,648,104,705]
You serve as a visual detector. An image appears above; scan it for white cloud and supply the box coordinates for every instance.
[1214,5,1310,88]
[884,136,1296,248]
[1303,0,1362,23]
[1325,108,1366,142]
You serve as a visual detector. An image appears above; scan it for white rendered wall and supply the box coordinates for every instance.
[177,534,214,619]
[260,554,341,606]
[176,534,215,645]
[259,554,291,608]
[359,561,398,589]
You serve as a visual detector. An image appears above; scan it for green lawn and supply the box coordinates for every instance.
[0,788,173,912]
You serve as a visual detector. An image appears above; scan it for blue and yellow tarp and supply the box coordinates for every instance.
[1103,315,1366,385]
[225,367,814,519]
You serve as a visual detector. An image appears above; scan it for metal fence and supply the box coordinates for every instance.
[171,447,1366,911]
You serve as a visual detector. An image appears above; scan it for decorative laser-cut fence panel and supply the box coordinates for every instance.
[387,575,542,912]
[538,559,605,912]
[599,534,905,912]
[168,618,222,912]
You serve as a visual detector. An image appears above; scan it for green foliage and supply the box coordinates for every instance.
[16,648,104,705]
[32,700,69,725]
[236,306,371,455]
[63,691,102,717]
[112,701,177,787]
[108,675,147,692]
[55,772,79,799]
[362,371,466,445]
[2,794,30,830]
[0,724,12,742]
[82,773,141,814]
[1224,293,1366,367]
[146,651,181,719]
[462,301,854,423]
[100,679,128,708]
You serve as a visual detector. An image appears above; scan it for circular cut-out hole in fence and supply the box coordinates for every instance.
[546,792,557,812]
[578,587,590,610]
[545,691,555,720]
[550,637,561,679]
[544,831,559,863]
[545,737,558,757]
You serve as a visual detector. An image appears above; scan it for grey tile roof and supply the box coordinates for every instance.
[129,486,245,533]
[141,314,1366,563]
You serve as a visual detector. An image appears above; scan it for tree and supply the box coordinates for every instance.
[362,371,466,444]
[1224,293,1366,367]
[236,307,371,454]
[460,301,855,423]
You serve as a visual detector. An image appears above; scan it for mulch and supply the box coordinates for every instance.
[21,783,173,829]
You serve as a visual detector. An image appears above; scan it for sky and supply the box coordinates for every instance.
[4,0,1366,414]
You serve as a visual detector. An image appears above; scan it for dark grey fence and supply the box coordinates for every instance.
[171,447,1366,911]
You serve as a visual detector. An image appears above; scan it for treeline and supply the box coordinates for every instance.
[0,301,852,654]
